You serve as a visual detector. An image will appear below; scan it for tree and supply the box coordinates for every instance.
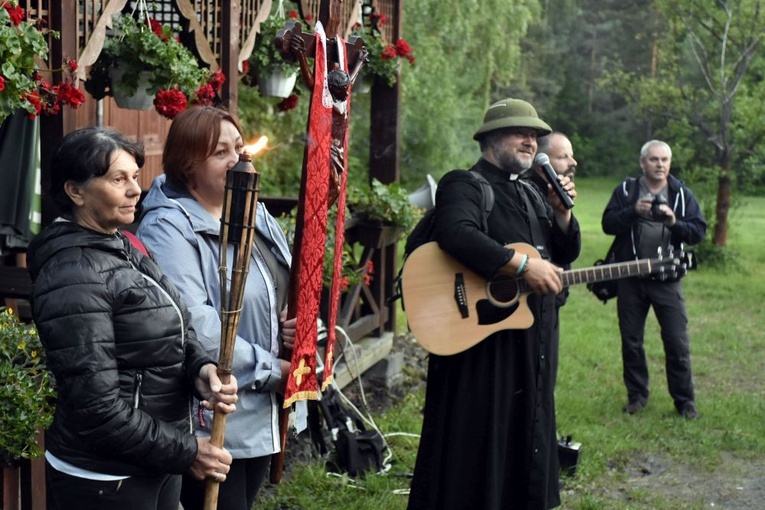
[397,0,541,187]
[605,0,765,246]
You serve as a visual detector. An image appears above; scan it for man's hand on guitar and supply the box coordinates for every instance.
[521,258,564,295]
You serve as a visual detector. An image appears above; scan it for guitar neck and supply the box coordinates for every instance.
[562,259,654,287]
[516,258,655,294]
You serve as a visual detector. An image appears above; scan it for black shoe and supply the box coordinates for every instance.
[679,402,700,420]
[623,398,646,414]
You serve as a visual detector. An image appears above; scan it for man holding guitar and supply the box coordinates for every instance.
[602,140,707,419]
[407,99,580,510]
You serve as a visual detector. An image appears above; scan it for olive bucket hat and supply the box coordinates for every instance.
[473,98,552,140]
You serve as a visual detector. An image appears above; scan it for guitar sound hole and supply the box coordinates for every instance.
[488,275,519,306]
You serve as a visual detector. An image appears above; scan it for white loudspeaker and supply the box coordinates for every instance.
[408,174,437,211]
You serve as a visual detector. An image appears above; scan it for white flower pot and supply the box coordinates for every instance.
[258,69,297,98]
[109,68,155,110]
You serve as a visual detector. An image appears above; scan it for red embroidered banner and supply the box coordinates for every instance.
[283,28,331,407]
[323,39,350,390]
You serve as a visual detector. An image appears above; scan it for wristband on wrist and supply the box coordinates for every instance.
[515,254,528,276]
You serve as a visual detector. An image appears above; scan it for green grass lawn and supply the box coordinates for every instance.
[258,177,765,509]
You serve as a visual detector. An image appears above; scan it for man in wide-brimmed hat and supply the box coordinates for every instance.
[407,99,581,510]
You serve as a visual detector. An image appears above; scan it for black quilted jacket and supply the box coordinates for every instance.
[28,220,213,476]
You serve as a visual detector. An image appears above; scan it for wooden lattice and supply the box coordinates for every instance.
[373,0,395,43]
[70,0,274,78]
[295,0,360,38]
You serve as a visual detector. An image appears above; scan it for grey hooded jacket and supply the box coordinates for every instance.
[138,175,292,458]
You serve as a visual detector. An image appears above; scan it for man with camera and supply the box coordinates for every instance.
[601,140,707,419]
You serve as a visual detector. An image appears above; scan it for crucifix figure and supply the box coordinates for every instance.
[276,7,367,205]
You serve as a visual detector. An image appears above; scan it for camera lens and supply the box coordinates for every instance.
[651,195,668,220]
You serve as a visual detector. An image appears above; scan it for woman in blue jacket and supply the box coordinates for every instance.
[138,106,296,510]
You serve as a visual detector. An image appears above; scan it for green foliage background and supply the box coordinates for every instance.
[238,0,765,242]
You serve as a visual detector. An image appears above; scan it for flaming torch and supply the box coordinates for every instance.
[203,138,266,510]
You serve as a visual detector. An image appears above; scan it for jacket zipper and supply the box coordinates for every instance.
[127,257,194,433]
[132,371,143,408]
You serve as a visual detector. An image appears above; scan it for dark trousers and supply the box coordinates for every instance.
[47,461,181,510]
[180,456,270,510]
[616,277,695,409]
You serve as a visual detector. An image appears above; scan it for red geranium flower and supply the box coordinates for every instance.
[381,44,398,60]
[370,12,386,28]
[194,83,216,106]
[149,19,170,41]
[0,75,5,93]
[209,69,226,92]
[25,91,42,118]
[276,93,299,112]
[395,39,412,57]
[3,3,25,25]
[154,88,188,119]
[288,10,298,19]
[55,82,86,109]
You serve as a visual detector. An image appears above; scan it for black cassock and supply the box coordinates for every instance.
[407,159,580,510]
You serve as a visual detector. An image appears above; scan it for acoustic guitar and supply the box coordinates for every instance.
[401,242,690,355]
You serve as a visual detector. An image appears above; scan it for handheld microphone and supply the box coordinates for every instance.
[534,153,574,210]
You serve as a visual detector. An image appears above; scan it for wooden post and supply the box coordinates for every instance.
[221,0,241,112]
[40,0,79,226]
[2,467,19,510]
[368,0,402,333]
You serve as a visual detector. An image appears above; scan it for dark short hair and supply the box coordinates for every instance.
[163,106,243,189]
[537,131,568,154]
[50,127,144,215]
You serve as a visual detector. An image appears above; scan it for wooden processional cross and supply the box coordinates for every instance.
[269,0,368,484]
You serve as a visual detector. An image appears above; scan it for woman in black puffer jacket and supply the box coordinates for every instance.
[27,127,238,510]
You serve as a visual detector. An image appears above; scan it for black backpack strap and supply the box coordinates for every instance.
[467,170,495,233]
[624,176,639,203]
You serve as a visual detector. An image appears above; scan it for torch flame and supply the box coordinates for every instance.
[243,135,268,156]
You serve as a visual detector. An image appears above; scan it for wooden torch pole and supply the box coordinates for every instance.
[203,154,260,510]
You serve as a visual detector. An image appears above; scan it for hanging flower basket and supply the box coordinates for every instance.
[109,68,154,110]
[86,13,225,119]
[0,1,84,123]
[258,68,297,98]
[246,10,301,97]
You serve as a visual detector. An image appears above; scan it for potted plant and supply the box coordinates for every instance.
[345,179,420,248]
[246,10,301,98]
[0,1,84,124]
[0,307,55,466]
[85,13,223,118]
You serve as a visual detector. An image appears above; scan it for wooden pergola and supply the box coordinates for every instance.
[1,1,403,508]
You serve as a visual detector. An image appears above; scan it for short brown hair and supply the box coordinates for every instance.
[163,106,243,188]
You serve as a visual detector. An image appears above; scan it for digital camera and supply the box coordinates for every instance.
[651,195,668,220]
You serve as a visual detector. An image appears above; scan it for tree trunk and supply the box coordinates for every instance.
[713,171,732,246]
